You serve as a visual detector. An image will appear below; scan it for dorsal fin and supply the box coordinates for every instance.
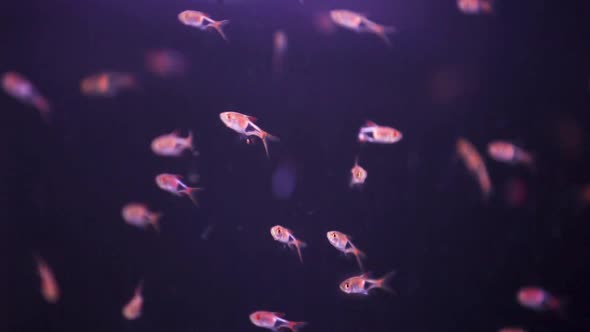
[365,120,377,127]
[247,115,258,122]
[273,312,286,317]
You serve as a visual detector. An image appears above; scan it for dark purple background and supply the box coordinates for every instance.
[1,0,589,331]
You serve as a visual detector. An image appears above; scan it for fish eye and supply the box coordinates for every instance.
[331,233,337,238]
[277,228,282,234]
[255,314,260,320]
[345,283,350,288]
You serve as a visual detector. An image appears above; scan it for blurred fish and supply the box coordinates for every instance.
[145,49,188,78]
[329,10,396,47]
[272,159,297,200]
[2,71,51,120]
[272,30,288,76]
[249,311,307,331]
[122,281,144,320]
[34,255,60,304]
[270,225,307,263]
[358,121,403,144]
[498,328,527,332]
[350,157,368,188]
[313,12,338,35]
[178,10,230,41]
[155,173,203,205]
[488,141,534,168]
[517,287,564,314]
[456,138,492,199]
[340,271,395,295]
[80,72,136,97]
[457,0,494,15]
[121,203,162,232]
[220,111,279,158]
[504,178,528,208]
[151,130,198,157]
[327,231,366,271]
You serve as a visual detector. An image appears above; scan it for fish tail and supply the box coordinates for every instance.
[349,246,367,272]
[211,20,230,41]
[258,130,280,159]
[375,271,397,294]
[372,23,396,48]
[179,186,204,206]
[285,320,307,332]
[149,212,163,233]
[292,239,306,263]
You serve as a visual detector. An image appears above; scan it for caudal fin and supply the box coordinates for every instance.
[375,271,397,294]
[291,239,307,263]
[210,20,230,41]
[374,25,396,48]
[149,212,163,233]
[285,320,307,332]
[349,247,367,272]
[179,187,204,206]
[259,131,280,159]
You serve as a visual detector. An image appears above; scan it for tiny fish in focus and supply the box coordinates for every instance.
[155,173,203,205]
[249,311,307,331]
[487,141,534,168]
[178,10,230,41]
[457,0,494,15]
[220,111,280,158]
[340,271,395,295]
[358,120,402,144]
[122,281,144,320]
[270,225,307,263]
[456,137,492,199]
[329,10,396,47]
[121,203,162,232]
[151,130,198,157]
[145,49,188,78]
[327,231,366,271]
[34,255,60,304]
[350,157,368,188]
[2,71,51,120]
[80,72,136,97]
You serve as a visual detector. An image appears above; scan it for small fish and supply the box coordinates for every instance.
[517,287,564,314]
[456,138,492,198]
[270,225,307,263]
[34,255,60,304]
[178,10,230,41]
[249,311,307,331]
[327,231,366,271]
[329,10,396,47]
[487,141,534,168]
[457,0,494,15]
[340,271,395,295]
[350,157,368,188]
[155,173,202,205]
[145,49,188,78]
[498,328,527,332]
[2,71,51,120]
[358,121,403,144]
[122,281,144,320]
[151,130,197,157]
[80,72,136,97]
[121,203,162,232]
[220,111,279,158]
[273,30,288,76]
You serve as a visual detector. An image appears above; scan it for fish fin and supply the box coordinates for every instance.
[258,131,280,159]
[247,115,258,122]
[187,131,199,156]
[291,239,306,263]
[365,120,377,127]
[209,19,230,41]
[150,212,163,233]
[371,23,396,48]
[273,312,286,317]
[285,321,307,332]
[135,280,144,295]
[375,271,397,294]
[349,246,366,272]
[179,187,204,206]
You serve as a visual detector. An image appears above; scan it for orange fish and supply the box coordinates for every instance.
[178,10,229,41]
[270,225,307,263]
[155,173,202,205]
[122,281,144,320]
[456,138,492,198]
[80,72,136,97]
[145,49,188,78]
[2,71,51,120]
[487,141,534,168]
[249,311,307,331]
[329,10,396,47]
[326,231,366,271]
[34,255,60,304]
[457,0,494,15]
[220,111,279,158]
[121,203,162,232]
[350,157,368,188]
[358,121,403,144]
[151,130,197,157]
[517,287,563,314]
[340,271,395,295]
